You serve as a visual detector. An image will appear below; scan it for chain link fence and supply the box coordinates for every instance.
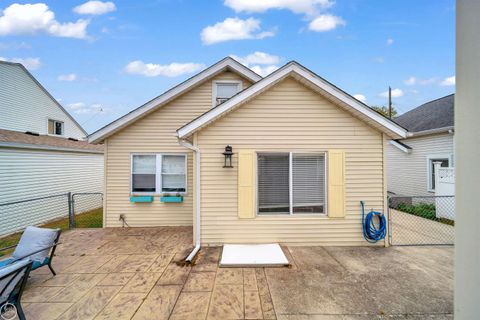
[0,192,103,238]
[388,195,454,246]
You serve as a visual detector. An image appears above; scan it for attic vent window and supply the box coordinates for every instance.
[213,81,242,106]
[48,119,64,136]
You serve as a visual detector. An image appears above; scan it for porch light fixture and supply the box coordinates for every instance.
[223,145,234,168]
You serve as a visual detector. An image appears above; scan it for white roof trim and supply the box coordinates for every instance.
[177,62,408,139]
[407,126,454,138]
[88,57,261,144]
[389,140,412,154]
[0,141,103,154]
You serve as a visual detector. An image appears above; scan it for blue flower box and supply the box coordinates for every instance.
[130,196,154,203]
[160,196,184,203]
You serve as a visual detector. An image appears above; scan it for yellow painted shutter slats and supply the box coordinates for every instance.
[238,150,256,219]
[328,150,346,218]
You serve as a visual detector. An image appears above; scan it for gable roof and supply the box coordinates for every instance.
[89,57,262,143]
[0,60,88,137]
[177,61,407,139]
[395,94,454,133]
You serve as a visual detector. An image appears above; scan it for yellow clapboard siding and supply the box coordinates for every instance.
[104,71,252,227]
[328,150,346,218]
[237,150,255,219]
[196,76,386,245]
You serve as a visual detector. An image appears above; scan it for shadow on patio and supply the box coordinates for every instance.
[21,227,453,319]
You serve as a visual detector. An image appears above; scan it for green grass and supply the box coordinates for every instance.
[397,202,454,226]
[0,208,103,257]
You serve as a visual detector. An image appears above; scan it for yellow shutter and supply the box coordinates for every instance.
[328,150,346,218]
[238,150,256,219]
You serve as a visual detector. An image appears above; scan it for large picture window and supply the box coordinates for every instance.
[131,154,186,194]
[257,152,326,215]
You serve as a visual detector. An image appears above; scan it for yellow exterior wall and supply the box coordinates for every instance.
[196,77,386,246]
[104,71,252,227]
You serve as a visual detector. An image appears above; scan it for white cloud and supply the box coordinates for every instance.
[380,88,404,98]
[230,51,280,65]
[124,60,205,77]
[57,73,76,81]
[201,17,274,45]
[308,14,345,32]
[0,3,89,39]
[67,102,108,114]
[440,76,455,86]
[73,1,116,15]
[0,41,31,50]
[224,0,333,15]
[404,76,416,85]
[353,94,366,102]
[230,52,281,76]
[0,56,41,69]
[404,76,438,86]
[250,64,279,76]
[386,38,394,45]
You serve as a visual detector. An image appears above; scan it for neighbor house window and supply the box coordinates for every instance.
[48,119,64,136]
[257,152,326,215]
[213,81,241,106]
[427,156,451,191]
[131,154,186,194]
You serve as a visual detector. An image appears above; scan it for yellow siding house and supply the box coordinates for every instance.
[89,57,407,249]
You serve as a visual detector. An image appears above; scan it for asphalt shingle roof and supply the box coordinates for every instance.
[394,94,454,132]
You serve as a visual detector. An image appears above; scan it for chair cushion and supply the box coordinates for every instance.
[0,259,31,302]
[0,259,14,268]
[12,226,58,262]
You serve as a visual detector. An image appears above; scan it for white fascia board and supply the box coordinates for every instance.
[407,126,454,138]
[88,58,261,144]
[177,63,408,139]
[389,140,412,154]
[0,141,104,154]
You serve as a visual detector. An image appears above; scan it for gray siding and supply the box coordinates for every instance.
[0,147,103,235]
[0,63,85,139]
[387,133,454,196]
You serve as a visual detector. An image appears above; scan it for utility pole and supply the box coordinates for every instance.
[388,86,392,119]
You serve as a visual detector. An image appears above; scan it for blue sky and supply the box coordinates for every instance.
[0,0,455,133]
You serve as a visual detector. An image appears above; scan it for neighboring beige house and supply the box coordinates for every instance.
[387,94,454,196]
[89,57,406,248]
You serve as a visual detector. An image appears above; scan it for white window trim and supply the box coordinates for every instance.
[212,80,243,107]
[130,153,188,196]
[47,118,65,137]
[426,154,453,192]
[256,151,327,216]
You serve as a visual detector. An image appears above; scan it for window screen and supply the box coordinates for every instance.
[161,155,186,192]
[257,153,290,214]
[48,119,63,135]
[292,154,326,214]
[132,155,156,192]
[215,83,239,105]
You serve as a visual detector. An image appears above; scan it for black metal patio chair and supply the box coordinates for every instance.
[0,259,33,320]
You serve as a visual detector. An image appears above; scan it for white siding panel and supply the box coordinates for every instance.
[387,133,454,196]
[0,147,103,235]
[0,63,85,139]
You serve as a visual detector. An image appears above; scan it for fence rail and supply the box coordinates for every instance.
[388,195,454,246]
[0,192,103,237]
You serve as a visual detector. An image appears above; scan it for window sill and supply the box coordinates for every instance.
[130,192,187,196]
[256,213,328,218]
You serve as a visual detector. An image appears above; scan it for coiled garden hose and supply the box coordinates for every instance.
[360,201,387,243]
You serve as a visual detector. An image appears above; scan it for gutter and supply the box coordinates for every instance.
[406,126,454,138]
[178,138,201,262]
[0,141,104,154]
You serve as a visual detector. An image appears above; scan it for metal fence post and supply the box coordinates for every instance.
[68,192,75,229]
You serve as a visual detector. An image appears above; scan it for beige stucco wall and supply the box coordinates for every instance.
[196,77,387,246]
[103,71,252,227]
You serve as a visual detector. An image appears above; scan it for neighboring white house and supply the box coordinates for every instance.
[0,60,104,236]
[387,94,454,197]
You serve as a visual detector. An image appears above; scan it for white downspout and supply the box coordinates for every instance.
[178,138,201,262]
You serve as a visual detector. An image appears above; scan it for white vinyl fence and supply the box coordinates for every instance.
[434,163,455,220]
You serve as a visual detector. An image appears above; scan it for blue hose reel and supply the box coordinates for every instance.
[360,201,387,243]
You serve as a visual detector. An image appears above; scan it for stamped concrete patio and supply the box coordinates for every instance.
[21,227,453,319]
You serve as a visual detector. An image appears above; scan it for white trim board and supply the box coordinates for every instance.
[88,57,261,144]
[220,244,289,267]
[177,62,408,140]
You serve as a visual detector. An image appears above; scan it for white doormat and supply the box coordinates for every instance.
[220,243,289,267]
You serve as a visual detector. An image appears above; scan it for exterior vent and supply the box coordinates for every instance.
[25,131,40,136]
[68,137,79,141]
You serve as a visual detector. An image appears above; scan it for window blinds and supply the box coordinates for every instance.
[257,153,290,214]
[292,154,325,213]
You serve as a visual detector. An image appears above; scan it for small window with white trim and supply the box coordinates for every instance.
[131,154,187,194]
[427,156,450,192]
[48,119,64,136]
[213,81,241,106]
[257,152,326,215]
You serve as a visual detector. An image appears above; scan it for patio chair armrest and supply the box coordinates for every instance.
[0,244,18,252]
[9,242,60,262]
